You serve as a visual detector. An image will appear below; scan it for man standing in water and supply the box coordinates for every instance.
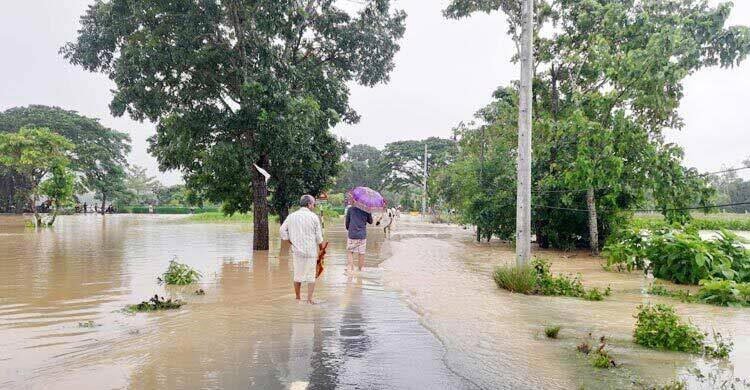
[345,205,372,273]
[280,195,324,304]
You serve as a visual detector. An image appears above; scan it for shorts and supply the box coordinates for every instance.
[347,238,367,254]
[293,255,317,283]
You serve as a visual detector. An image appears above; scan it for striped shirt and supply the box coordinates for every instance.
[280,207,323,258]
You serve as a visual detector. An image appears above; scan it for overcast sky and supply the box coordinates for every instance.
[1,1,748,186]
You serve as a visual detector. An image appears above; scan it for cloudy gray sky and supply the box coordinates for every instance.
[1,1,748,185]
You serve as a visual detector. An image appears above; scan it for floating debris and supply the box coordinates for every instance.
[127,295,185,312]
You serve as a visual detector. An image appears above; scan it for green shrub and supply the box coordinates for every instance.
[584,288,604,301]
[646,230,732,285]
[493,265,537,294]
[647,284,697,303]
[603,228,649,272]
[697,279,747,307]
[633,304,704,354]
[544,325,561,338]
[159,259,202,285]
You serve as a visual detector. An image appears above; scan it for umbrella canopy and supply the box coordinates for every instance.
[347,187,387,214]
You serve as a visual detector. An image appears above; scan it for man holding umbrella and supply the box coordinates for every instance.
[345,187,386,273]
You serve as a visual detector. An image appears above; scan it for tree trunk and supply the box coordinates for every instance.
[100,195,106,215]
[476,226,481,243]
[48,203,58,226]
[252,155,270,251]
[586,187,600,256]
[279,205,290,226]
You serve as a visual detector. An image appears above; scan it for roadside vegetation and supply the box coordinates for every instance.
[184,212,254,223]
[494,258,610,301]
[605,226,750,307]
[632,213,750,232]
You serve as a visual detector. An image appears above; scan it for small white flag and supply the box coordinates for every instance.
[254,164,271,184]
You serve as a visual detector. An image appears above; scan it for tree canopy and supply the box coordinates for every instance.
[0,105,131,213]
[62,0,406,249]
[437,0,750,250]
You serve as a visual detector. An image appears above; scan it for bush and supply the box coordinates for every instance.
[605,227,750,285]
[544,325,561,338]
[633,304,704,354]
[697,279,748,307]
[159,259,202,285]
[493,265,537,294]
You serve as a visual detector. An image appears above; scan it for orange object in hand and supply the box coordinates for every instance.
[316,242,329,278]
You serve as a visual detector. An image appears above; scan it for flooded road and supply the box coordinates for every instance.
[0,215,469,389]
[2,214,749,389]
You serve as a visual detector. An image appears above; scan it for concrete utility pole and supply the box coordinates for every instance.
[422,143,428,219]
[516,0,534,267]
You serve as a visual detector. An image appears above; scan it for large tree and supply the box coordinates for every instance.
[0,105,131,213]
[444,0,750,252]
[62,0,406,250]
[0,127,74,226]
[333,144,389,192]
[381,137,457,191]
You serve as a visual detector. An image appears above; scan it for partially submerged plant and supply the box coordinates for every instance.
[633,304,705,354]
[158,257,202,285]
[591,336,616,369]
[128,295,185,312]
[544,325,561,339]
[493,265,536,294]
[704,330,733,359]
[195,289,206,296]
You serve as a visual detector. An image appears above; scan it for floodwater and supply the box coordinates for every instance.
[383,223,750,389]
[1,215,749,389]
[0,214,469,389]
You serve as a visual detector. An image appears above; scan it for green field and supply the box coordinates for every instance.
[632,213,750,231]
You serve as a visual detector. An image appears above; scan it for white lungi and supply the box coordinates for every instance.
[293,255,317,283]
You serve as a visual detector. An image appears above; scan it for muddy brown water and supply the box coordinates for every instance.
[1,215,749,389]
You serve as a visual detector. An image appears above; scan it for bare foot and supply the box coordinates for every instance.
[306,299,318,305]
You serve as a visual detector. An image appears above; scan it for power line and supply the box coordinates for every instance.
[701,166,750,176]
[534,201,750,214]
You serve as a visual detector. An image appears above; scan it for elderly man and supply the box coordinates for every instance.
[280,194,324,304]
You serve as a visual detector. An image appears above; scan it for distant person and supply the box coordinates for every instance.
[345,205,372,273]
[280,195,324,304]
[83,202,87,213]
[376,208,396,237]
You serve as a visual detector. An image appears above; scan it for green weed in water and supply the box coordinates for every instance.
[633,304,705,354]
[159,258,202,285]
[544,325,561,339]
[127,295,185,312]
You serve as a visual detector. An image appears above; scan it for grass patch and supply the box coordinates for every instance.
[544,325,561,338]
[127,295,185,312]
[493,258,609,301]
[493,265,537,293]
[158,259,202,285]
[183,212,253,223]
[632,213,750,231]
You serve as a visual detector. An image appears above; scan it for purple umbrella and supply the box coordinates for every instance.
[347,187,387,214]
